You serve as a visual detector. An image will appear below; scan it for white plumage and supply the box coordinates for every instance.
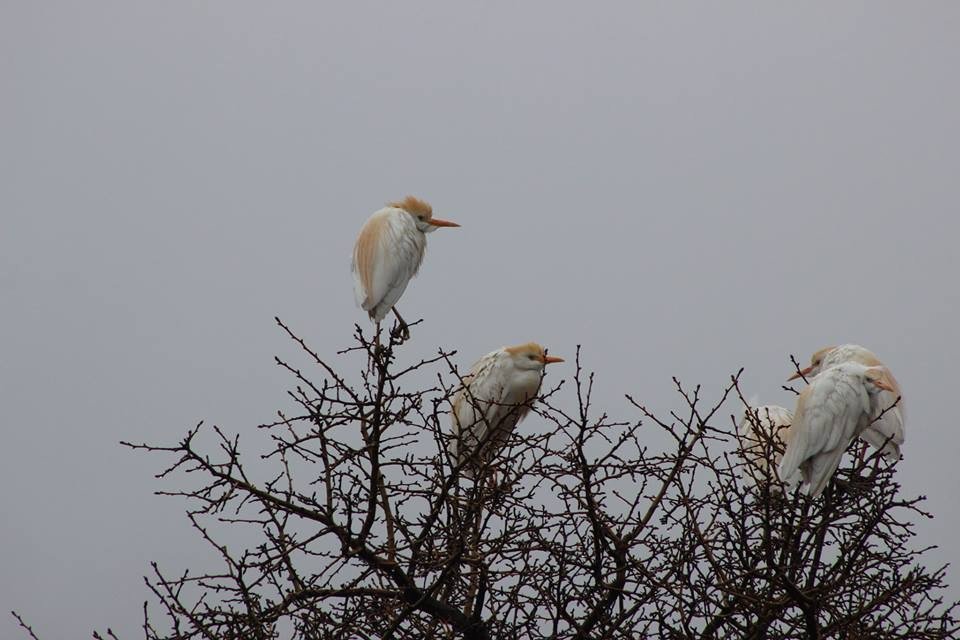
[350,196,458,331]
[449,343,563,478]
[791,344,905,460]
[779,362,895,497]
[739,402,794,488]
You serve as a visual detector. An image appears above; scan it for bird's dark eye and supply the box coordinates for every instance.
[418,215,426,221]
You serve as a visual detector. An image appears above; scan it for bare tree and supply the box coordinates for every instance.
[27,317,954,639]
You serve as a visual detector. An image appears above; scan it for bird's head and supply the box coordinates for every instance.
[827,344,881,368]
[788,345,836,381]
[504,343,564,371]
[863,366,896,395]
[389,196,460,233]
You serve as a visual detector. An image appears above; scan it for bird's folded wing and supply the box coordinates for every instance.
[450,352,503,455]
[352,214,386,309]
[778,407,810,482]
[779,384,856,481]
[817,380,869,451]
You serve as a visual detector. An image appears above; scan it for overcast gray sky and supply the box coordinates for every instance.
[3,2,959,636]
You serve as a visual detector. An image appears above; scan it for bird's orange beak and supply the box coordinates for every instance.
[429,218,460,228]
[874,379,896,393]
[541,355,565,364]
[787,366,813,381]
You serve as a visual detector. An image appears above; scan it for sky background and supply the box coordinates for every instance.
[3,2,959,637]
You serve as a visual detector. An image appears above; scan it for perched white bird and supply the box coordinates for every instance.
[739,401,794,488]
[779,362,895,497]
[351,196,459,337]
[789,344,905,460]
[449,343,563,477]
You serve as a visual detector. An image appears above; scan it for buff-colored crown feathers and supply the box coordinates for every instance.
[504,342,546,358]
[388,196,433,218]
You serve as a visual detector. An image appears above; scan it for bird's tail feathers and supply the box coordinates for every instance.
[780,469,802,492]
[777,428,808,487]
[803,446,846,498]
[351,264,368,309]
[860,429,902,462]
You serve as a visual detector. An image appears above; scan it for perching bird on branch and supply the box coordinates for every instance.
[739,402,794,489]
[449,343,563,478]
[779,362,896,497]
[789,344,905,460]
[351,196,459,339]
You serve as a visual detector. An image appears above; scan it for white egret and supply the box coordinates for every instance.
[351,196,459,338]
[779,362,895,497]
[790,344,904,460]
[449,343,563,478]
[739,402,794,488]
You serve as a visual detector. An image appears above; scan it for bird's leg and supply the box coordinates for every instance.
[390,306,411,342]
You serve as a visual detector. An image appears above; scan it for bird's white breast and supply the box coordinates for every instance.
[449,351,543,462]
[504,367,542,401]
[382,209,427,272]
